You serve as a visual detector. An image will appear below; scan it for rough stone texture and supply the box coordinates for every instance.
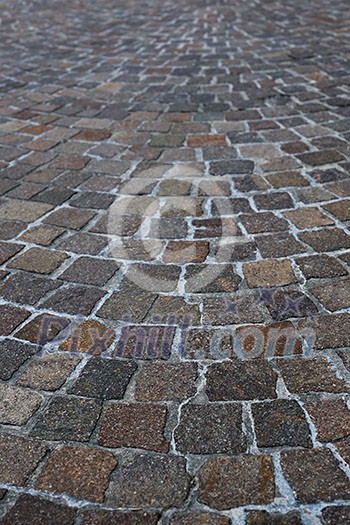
[0,339,36,380]
[280,449,350,503]
[206,362,278,401]
[80,509,160,525]
[0,305,30,336]
[30,396,101,441]
[106,453,190,508]
[252,400,311,448]
[175,403,246,454]
[276,358,350,394]
[244,260,297,288]
[0,384,42,425]
[59,257,119,286]
[98,403,169,452]
[309,279,350,312]
[60,319,115,354]
[135,362,198,401]
[8,247,68,274]
[304,400,350,442]
[39,285,106,316]
[36,446,117,502]
[0,434,47,485]
[169,513,230,525]
[295,255,348,279]
[68,357,137,399]
[322,506,350,525]
[17,353,80,390]
[0,495,76,525]
[299,313,350,350]
[198,455,275,509]
[0,0,350,518]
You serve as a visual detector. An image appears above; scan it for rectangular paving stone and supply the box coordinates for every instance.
[68,357,137,399]
[252,400,311,448]
[0,241,23,264]
[43,207,95,229]
[297,149,344,166]
[36,446,117,503]
[19,224,65,246]
[98,403,169,452]
[323,200,350,222]
[304,400,350,443]
[198,455,275,509]
[97,280,158,323]
[0,273,61,305]
[308,279,350,312]
[244,259,297,288]
[57,232,108,254]
[0,494,76,525]
[284,207,334,228]
[255,233,307,258]
[0,304,30,336]
[203,294,265,326]
[40,285,106,315]
[276,358,350,394]
[240,212,289,234]
[174,403,246,455]
[295,255,347,279]
[0,220,25,240]
[0,339,36,380]
[135,362,198,401]
[59,256,119,285]
[206,361,278,401]
[0,384,42,425]
[30,395,101,441]
[299,313,350,350]
[280,448,350,503]
[298,228,350,252]
[0,434,47,485]
[106,453,190,508]
[14,313,70,345]
[8,247,68,274]
[0,199,52,222]
[113,324,175,360]
[17,353,80,391]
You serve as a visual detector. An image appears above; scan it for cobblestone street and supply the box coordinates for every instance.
[0,0,350,523]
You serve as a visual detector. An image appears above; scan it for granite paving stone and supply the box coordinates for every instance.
[0,339,36,380]
[17,353,80,391]
[0,384,43,425]
[106,453,190,508]
[0,434,47,485]
[175,403,246,454]
[252,400,312,448]
[68,357,137,399]
[30,396,101,441]
[280,449,350,503]
[198,455,275,509]
[0,495,76,525]
[36,446,117,502]
[98,403,169,452]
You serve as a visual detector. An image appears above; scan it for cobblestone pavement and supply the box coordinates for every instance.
[0,0,350,523]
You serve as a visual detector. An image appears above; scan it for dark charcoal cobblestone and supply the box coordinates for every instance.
[0,0,349,520]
